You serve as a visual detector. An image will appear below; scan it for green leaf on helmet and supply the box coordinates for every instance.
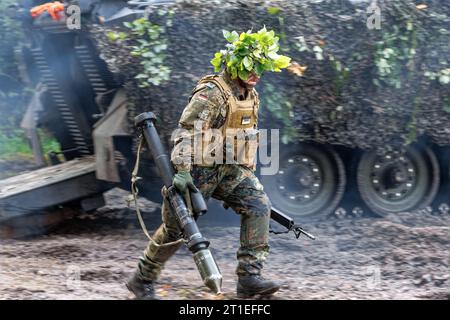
[238,68,249,80]
[252,50,262,59]
[263,46,269,57]
[274,55,291,69]
[268,51,279,60]
[258,26,267,35]
[263,60,275,71]
[215,27,291,74]
[228,65,238,79]
[268,42,279,53]
[260,33,270,45]
[223,30,239,43]
[226,54,236,67]
[254,62,265,76]
[230,31,239,42]
[223,30,231,41]
[236,46,250,56]
[243,56,253,71]
[210,51,223,71]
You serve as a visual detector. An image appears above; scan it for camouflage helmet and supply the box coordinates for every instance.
[211,27,291,81]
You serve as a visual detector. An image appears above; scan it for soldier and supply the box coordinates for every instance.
[127,27,291,299]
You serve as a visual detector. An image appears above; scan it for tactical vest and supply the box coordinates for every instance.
[194,74,260,169]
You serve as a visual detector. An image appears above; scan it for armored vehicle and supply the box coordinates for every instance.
[1,0,449,236]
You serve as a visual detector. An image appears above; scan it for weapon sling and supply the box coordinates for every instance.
[128,135,184,248]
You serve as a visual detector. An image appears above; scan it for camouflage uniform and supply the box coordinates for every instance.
[137,72,271,281]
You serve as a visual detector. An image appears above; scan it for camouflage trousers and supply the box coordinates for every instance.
[137,164,271,281]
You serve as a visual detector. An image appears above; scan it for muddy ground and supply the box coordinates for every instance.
[0,188,449,300]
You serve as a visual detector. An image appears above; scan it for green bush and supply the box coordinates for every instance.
[0,128,31,159]
[0,128,61,161]
[0,0,35,161]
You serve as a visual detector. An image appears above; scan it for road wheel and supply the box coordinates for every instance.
[430,146,450,213]
[357,145,439,217]
[261,143,346,219]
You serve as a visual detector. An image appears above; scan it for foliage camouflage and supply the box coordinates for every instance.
[90,0,450,150]
[210,27,291,80]
[0,0,30,131]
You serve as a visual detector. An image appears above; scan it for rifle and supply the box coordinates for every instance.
[222,203,315,240]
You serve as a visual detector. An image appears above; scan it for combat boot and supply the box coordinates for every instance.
[237,275,281,298]
[126,271,157,300]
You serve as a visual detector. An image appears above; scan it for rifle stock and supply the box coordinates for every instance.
[270,207,316,240]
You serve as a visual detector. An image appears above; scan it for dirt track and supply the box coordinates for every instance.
[0,188,449,300]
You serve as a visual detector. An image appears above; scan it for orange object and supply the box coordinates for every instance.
[30,1,65,21]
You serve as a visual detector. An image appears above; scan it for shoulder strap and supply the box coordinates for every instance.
[188,83,208,102]
[253,89,259,106]
[198,74,233,103]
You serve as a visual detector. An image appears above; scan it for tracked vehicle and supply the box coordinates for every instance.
[1,0,449,236]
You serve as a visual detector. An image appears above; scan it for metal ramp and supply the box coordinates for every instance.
[30,47,91,155]
[0,156,107,223]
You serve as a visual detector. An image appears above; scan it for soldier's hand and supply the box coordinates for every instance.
[172,170,197,193]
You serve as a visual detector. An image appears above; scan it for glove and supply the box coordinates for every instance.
[172,170,197,193]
